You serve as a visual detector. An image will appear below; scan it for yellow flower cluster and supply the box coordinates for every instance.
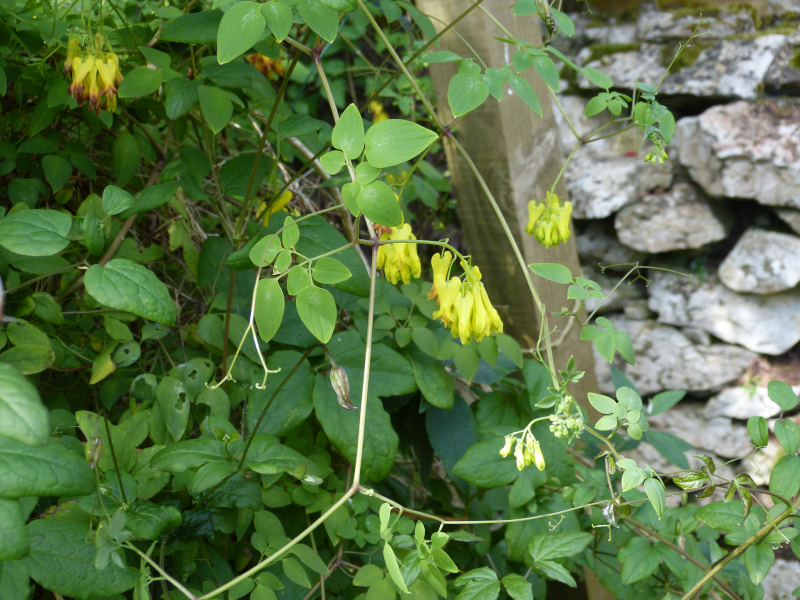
[255,190,294,226]
[428,251,503,344]
[64,35,122,114]
[500,431,545,472]
[377,223,422,285]
[369,101,389,124]
[525,191,573,248]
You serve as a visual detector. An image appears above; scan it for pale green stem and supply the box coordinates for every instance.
[125,543,198,600]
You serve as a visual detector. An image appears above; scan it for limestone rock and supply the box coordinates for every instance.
[614,183,732,253]
[648,271,800,355]
[719,228,800,294]
[593,317,755,396]
[579,36,788,99]
[568,155,673,219]
[766,0,800,16]
[704,386,787,420]
[673,101,800,208]
[764,30,800,95]
[774,207,800,235]
[637,6,756,42]
[647,403,752,458]
[576,221,646,270]
[761,559,800,600]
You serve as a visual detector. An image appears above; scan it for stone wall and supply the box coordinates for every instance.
[553,3,800,589]
[555,0,800,483]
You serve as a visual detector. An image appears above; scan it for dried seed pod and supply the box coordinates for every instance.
[330,366,356,410]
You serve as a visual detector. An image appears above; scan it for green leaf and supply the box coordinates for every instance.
[774,419,800,455]
[313,374,399,481]
[357,180,402,227]
[85,259,176,325]
[768,380,798,412]
[331,103,365,160]
[770,455,800,501]
[594,414,616,431]
[528,532,592,561]
[528,263,572,284]
[383,544,409,593]
[254,278,285,343]
[41,155,72,192]
[250,235,282,267]
[125,503,183,540]
[0,498,29,560]
[297,0,339,43]
[247,351,314,436]
[744,544,774,586]
[312,257,351,285]
[102,185,135,216]
[648,390,685,415]
[615,331,635,365]
[408,346,454,409]
[150,438,227,473]
[643,430,692,470]
[452,439,519,488]
[156,376,190,442]
[198,85,233,134]
[117,67,163,98]
[364,119,438,169]
[296,285,337,343]
[0,345,54,375]
[425,397,477,475]
[532,56,559,91]
[644,478,666,519]
[319,0,356,11]
[319,150,345,175]
[162,10,224,44]
[189,460,237,494]
[164,77,199,119]
[0,436,95,498]
[0,363,48,446]
[453,567,501,599]
[447,73,489,118]
[454,345,479,381]
[262,2,293,41]
[495,333,523,368]
[587,393,615,415]
[22,520,138,597]
[217,1,266,64]
[618,537,660,584]
[507,74,542,116]
[696,501,743,530]
[621,467,644,491]
[584,95,608,117]
[583,67,613,89]
[747,416,769,448]
[0,209,72,257]
[533,559,575,587]
[354,564,384,587]
[0,557,29,600]
[502,573,532,600]
[112,132,141,188]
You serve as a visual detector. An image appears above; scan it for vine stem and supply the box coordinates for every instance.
[195,227,381,600]
[679,497,800,600]
[125,543,198,600]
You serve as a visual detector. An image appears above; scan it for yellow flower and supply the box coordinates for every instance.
[525,191,573,248]
[533,440,546,471]
[376,223,422,285]
[63,37,80,74]
[370,101,389,124]
[256,190,293,225]
[428,252,503,344]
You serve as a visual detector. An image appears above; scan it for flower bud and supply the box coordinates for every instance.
[330,366,356,410]
[514,440,525,471]
[499,436,514,458]
[533,440,546,471]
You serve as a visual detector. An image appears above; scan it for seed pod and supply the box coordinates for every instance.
[85,436,103,469]
[330,366,356,410]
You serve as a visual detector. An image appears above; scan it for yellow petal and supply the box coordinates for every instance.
[455,291,474,344]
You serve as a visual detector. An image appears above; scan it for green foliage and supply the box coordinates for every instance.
[0,2,786,600]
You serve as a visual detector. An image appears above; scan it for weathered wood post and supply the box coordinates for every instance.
[415,1,611,598]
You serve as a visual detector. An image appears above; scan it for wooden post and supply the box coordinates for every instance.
[415,2,611,598]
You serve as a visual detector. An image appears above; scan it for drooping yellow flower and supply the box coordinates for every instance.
[63,34,123,114]
[247,53,286,80]
[525,191,573,248]
[428,252,503,344]
[377,223,422,285]
[256,190,293,226]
